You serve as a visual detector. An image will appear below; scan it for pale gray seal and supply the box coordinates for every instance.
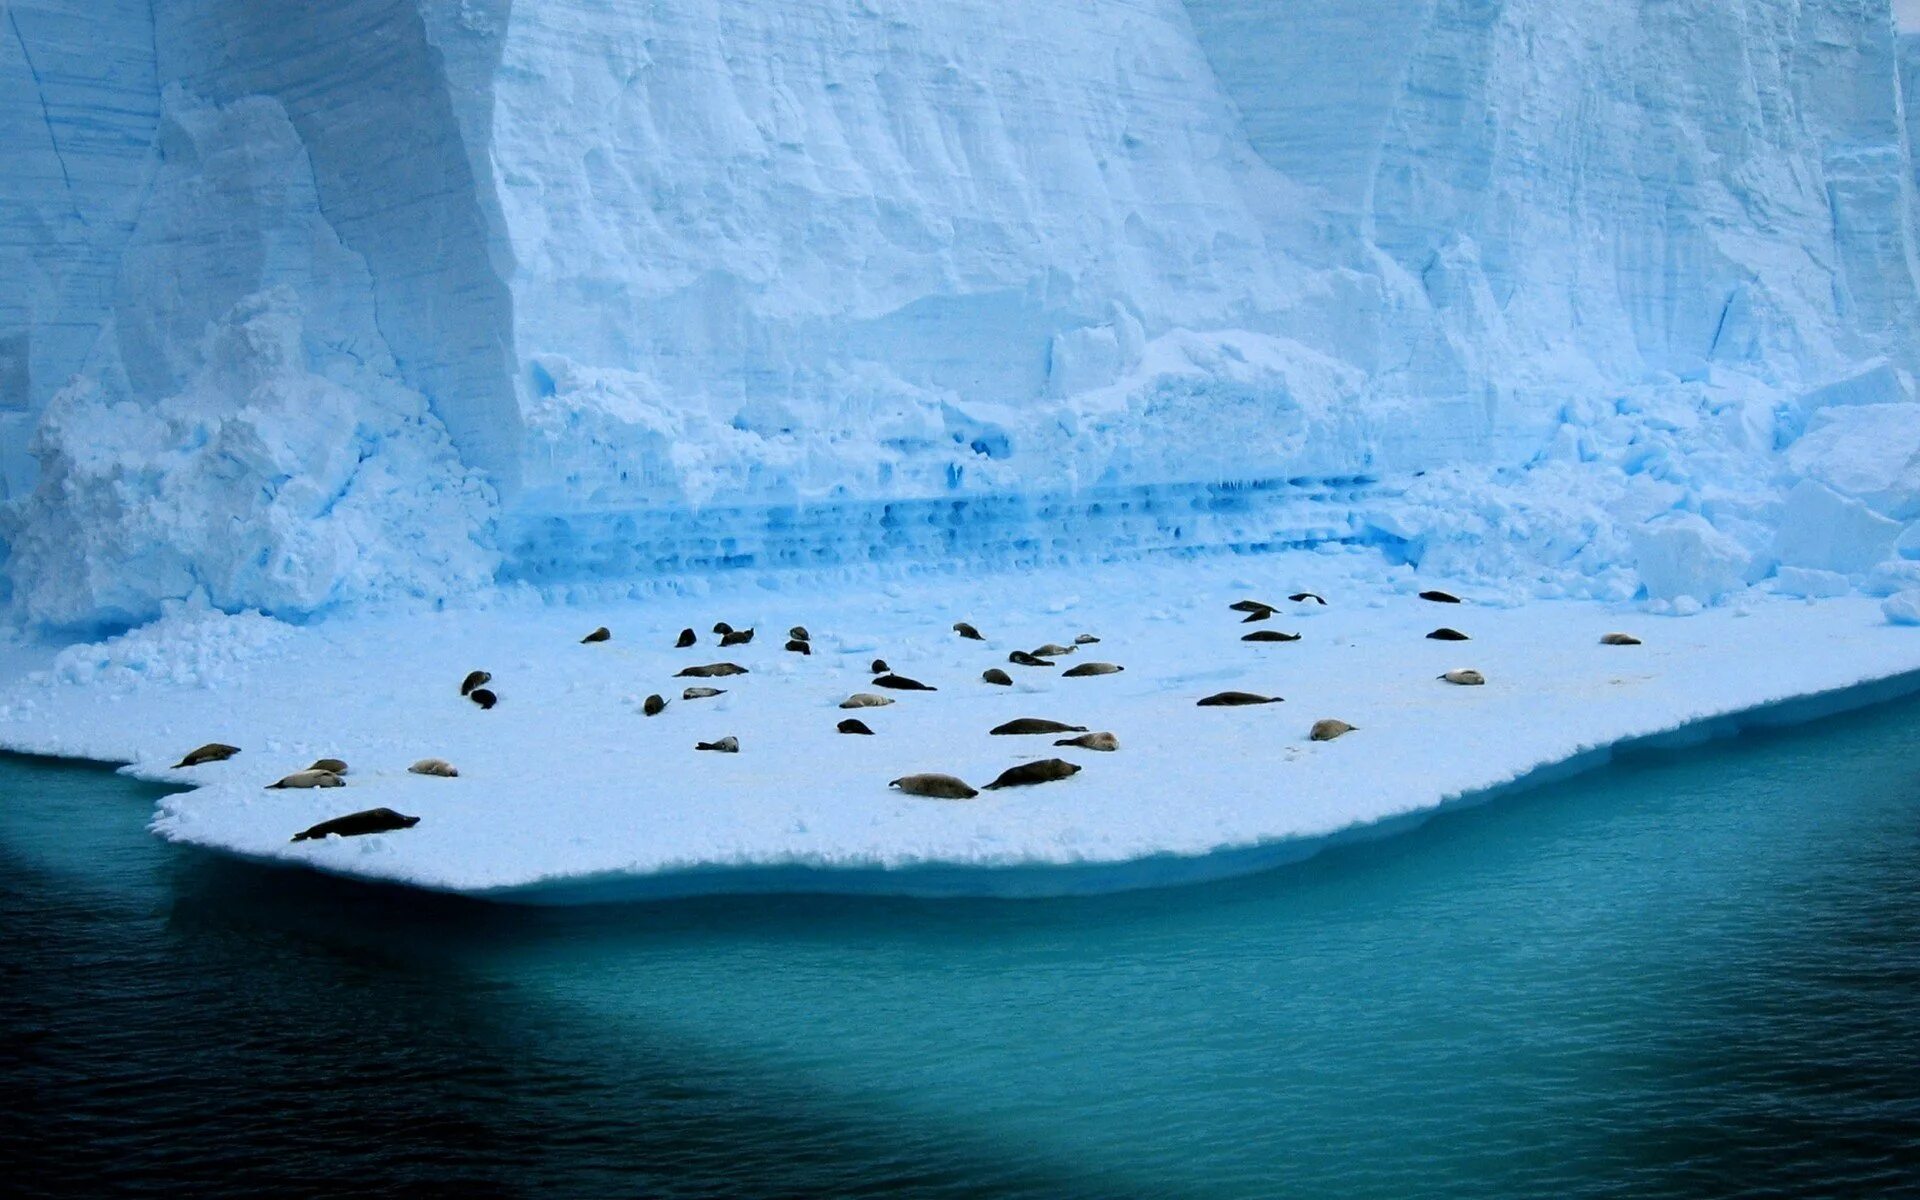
[1054,732,1118,751]
[840,693,895,709]
[291,808,418,842]
[695,736,739,753]
[267,769,344,790]
[409,758,459,777]
[1032,643,1076,658]
[1074,633,1100,645]
[1061,662,1122,677]
[890,773,978,799]
[682,686,726,700]
[1310,719,1356,742]
[1440,669,1485,685]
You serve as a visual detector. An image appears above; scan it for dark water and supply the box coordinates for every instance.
[4,700,1920,1199]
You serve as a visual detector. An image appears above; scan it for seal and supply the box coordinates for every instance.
[1601,632,1642,646]
[1419,590,1462,604]
[983,759,1081,790]
[790,626,811,642]
[713,622,735,636]
[982,668,1014,686]
[873,673,936,691]
[469,688,498,709]
[785,639,812,655]
[1427,628,1470,641]
[677,663,749,678]
[1032,643,1076,658]
[409,758,459,777]
[643,694,667,716]
[582,626,611,643]
[1061,662,1122,677]
[1242,631,1300,643]
[838,718,875,735]
[720,628,756,647]
[682,686,725,699]
[676,628,697,648]
[1054,732,1118,751]
[695,736,739,753]
[840,693,895,709]
[460,670,491,696]
[173,742,239,768]
[991,718,1087,735]
[1197,691,1282,707]
[890,773,978,799]
[1074,634,1100,644]
[1008,650,1054,667]
[1290,592,1327,605]
[1439,669,1485,686]
[1310,719,1356,742]
[1230,600,1275,614]
[291,807,418,843]
[266,769,344,790]
[870,658,891,675]
[309,758,349,776]
[954,622,985,641]
[1241,609,1273,624]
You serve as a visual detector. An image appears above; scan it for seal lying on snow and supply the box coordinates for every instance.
[1061,662,1123,676]
[1310,719,1356,742]
[1054,732,1117,751]
[1242,631,1300,643]
[173,743,239,768]
[1439,669,1485,686]
[291,808,419,842]
[1427,628,1470,641]
[1197,691,1282,707]
[581,626,612,643]
[991,718,1087,735]
[890,773,978,799]
[983,759,1081,789]
[409,758,459,777]
[1601,632,1642,646]
[309,758,348,776]
[677,663,748,678]
[460,670,491,696]
[267,769,344,790]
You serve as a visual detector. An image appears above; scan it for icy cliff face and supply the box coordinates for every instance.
[2,0,1918,627]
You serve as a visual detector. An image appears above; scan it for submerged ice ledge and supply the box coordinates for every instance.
[3,552,1919,903]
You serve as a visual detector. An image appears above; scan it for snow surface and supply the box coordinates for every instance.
[4,553,1919,900]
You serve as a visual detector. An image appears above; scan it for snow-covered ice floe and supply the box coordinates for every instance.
[3,552,1918,902]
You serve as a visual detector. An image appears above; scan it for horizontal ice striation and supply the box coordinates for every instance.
[2,1,1920,624]
[500,476,1394,586]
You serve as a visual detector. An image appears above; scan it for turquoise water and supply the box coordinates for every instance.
[4,697,1919,1197]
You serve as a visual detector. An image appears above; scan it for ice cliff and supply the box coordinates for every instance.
[3,1,1919,629]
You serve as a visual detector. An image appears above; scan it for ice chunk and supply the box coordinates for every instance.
[1631,513,1749,603]
[1771,480,1902,577]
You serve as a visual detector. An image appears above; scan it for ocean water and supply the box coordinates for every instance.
[4,699,1919,1198]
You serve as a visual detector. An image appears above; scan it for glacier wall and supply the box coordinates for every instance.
[2,0,1919,627]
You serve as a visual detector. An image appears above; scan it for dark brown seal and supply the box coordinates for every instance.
[581,626,611,643]
[291,807,418,842]
[173,742,240,768]
[991,718,1087,735]
[459,670,491,696]
[676,663,749,678]
[1197,691,1282,707]
[982,759,1081,790]
[469,688,498,710]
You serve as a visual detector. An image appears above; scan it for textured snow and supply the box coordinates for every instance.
[3,554,1919,899]
[3,1,1920,626]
